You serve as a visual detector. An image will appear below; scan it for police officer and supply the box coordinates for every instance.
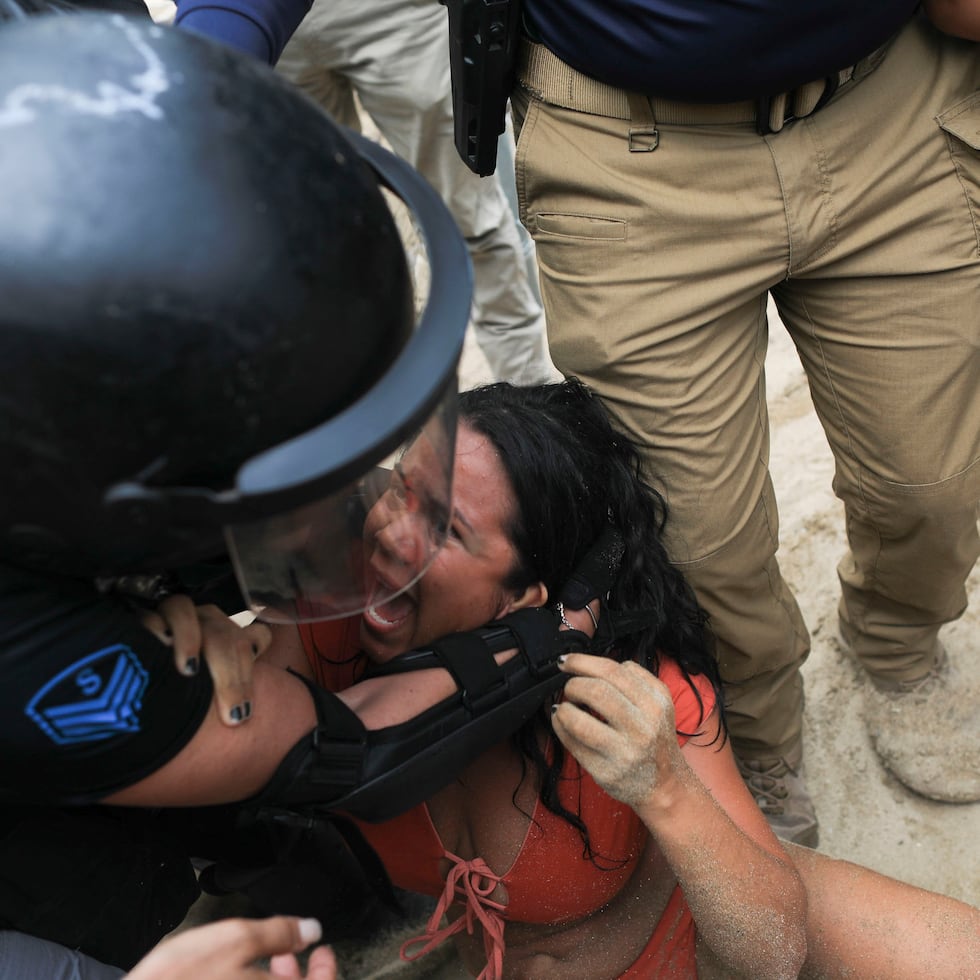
[0,5,471,966]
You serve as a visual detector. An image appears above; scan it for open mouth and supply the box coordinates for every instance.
[362,569,416,634]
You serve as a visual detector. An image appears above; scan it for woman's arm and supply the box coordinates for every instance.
[108,595,598,808]
[103,642,466,807]
[552,654,807,980]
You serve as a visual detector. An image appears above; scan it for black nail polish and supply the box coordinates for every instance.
[183,657,199,676]
[229,704,244,723]
[242,701,252,719]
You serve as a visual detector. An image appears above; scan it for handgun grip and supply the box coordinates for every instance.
[441,0,521,176]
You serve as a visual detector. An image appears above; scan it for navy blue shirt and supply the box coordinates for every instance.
[176,0,311,63]
[524,0,920,102]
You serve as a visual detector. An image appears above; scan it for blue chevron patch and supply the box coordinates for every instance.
[25,644,150,745]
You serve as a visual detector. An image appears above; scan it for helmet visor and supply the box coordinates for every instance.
[226,385,455,624]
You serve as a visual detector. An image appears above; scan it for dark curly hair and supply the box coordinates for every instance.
[458,379,726,859]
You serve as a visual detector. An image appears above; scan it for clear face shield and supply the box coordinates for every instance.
[102,131,471,624]
[225,387,456,623]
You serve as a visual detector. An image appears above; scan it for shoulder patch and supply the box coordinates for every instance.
[25,644,150,745]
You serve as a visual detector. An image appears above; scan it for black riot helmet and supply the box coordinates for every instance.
[0,10,471,621]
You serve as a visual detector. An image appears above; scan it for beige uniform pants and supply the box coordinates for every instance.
[278,0,556,386]
[513,15,980,760]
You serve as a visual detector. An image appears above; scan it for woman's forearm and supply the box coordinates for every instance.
[637,765,807,980]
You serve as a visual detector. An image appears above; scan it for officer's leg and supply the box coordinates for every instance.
[287,0,555,385]
[275,4,360,129]
[772,14,979,801]
[512,85,817,843]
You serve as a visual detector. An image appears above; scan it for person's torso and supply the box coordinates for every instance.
[523,0,918,101]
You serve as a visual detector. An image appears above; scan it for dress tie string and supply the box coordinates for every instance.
[400,850,507,980]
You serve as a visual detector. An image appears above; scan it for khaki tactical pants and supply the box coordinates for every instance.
[513,15,980,760]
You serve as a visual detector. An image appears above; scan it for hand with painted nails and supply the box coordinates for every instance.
[551,653,684,811]
[126,917,335,979]
[141,595,271,727]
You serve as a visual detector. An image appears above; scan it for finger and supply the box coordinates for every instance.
[242,620,273,658]
[305,946,338,980]
[269,953,302,978]
[145,595,204,676]
[234,917,323,963]
[140,609,173,647]
[558,652,623,680]
[195,606,260,726]
[552,703,609,761]
[560,674,639,732]
[561,656,672,714]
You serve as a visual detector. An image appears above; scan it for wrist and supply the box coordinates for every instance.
[633,755,700,825]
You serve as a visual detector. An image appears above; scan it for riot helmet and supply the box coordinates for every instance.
[0,10,471,621]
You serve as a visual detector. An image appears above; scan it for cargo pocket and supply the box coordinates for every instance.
[938,91,980,254]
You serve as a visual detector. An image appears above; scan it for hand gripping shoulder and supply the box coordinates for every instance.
[252,607,589,823]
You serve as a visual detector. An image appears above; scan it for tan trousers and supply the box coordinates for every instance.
[512,15,980,760]
[277,0,556,386]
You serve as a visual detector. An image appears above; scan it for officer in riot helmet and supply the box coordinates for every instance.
[0,11,604,969]
[0,6,472,967]
[0,6,476,808]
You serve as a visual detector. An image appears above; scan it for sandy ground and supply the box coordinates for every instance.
[181,301,978,979]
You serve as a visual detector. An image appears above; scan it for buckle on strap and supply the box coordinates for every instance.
[627,92,660,152]
[629,125,660,152]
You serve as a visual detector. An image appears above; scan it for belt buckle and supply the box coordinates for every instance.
[757,73,842,136]
[755,93,798,136]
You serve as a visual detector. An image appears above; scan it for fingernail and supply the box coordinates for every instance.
[182,657,199,676]
[242,700,252,719]
[557,655,567,667]
[298,918,322,945]
[228,704,245,724]
[551,703,558,715]
[251,642,260,657]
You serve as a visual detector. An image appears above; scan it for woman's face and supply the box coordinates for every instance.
[359,423,546,662]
